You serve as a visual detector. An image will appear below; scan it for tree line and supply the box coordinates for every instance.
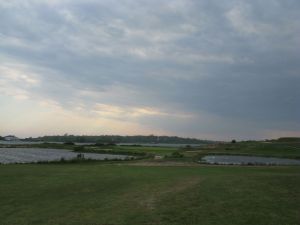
[24,135,214,144]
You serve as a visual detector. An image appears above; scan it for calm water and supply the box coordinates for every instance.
[202,155,300,165]
[0,141,44,145]
[0,148,130,164]
[0,141,95,145]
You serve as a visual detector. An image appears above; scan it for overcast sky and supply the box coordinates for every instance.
[0,0,299,140]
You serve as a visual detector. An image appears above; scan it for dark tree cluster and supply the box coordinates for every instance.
[24,135,214,144]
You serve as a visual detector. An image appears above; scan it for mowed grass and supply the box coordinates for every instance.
[85,145,178,156]
[0,163,300,225]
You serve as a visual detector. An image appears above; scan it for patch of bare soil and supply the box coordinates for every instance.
[140,177,203,211]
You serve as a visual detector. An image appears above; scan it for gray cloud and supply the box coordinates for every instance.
[0,0,299,140]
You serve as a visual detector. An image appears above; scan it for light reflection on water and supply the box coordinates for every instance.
[0,148,130,164]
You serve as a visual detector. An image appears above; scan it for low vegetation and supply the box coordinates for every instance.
[80,145,177,157]
[182,141,300,160]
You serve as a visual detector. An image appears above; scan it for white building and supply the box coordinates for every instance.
[4,135,19,141]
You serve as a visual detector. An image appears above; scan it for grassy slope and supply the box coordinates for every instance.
[0,163,299,225]
[83,145,177,156]
[186,141,300,159]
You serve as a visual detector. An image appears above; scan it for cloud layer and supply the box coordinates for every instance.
[0,0,299,140]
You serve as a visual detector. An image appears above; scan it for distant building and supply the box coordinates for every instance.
[154,155,163,160]
[4,135,19,141]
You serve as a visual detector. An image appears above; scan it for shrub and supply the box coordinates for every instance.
[171,151,184,158]
[94,142,105,147]
[74,146,84,151]
[76,153,85,159]
[60,157,66,162]
[64,142,75,145]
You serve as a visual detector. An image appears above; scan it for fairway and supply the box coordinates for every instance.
[1,163,299,225]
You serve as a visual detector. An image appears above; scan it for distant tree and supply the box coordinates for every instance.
[95,142,105,147]
[77,136,86,143]
[25,135,216,144]
[0,136,4,140]
[231,139,237,144]
[107,141,116,146]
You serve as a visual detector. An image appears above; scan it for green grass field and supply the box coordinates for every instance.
[186,141,300,159]
[1,140,300,224]
[1,163,299,225]
[84,141,300,160]
[84,145,177,156]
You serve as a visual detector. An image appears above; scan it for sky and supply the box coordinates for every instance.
[0,0,299,140]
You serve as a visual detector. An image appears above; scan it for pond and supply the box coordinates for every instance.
[0,148,131,164]
[201,155,300,165]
